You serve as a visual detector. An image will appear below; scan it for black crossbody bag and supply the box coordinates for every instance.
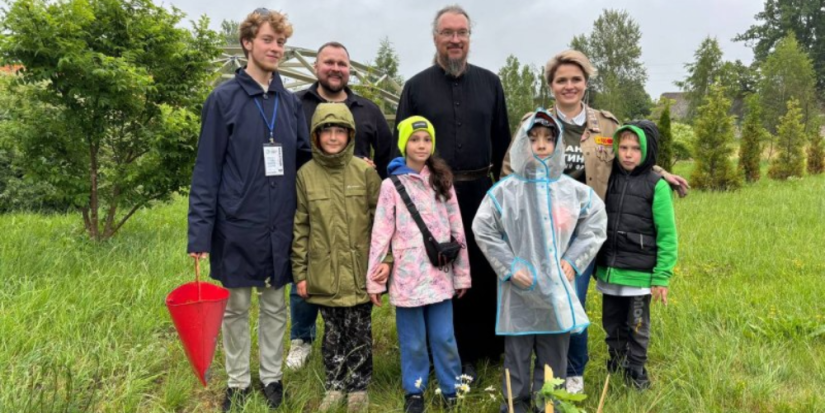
[390,175,463,269]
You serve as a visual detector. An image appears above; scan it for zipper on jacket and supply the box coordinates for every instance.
[607,178,630,283]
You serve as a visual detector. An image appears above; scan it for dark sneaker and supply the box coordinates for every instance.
[221,387,249,412]
[263,381,285,409]
[607,354,627,374]
[607,357,619,374]
[442,393,458,410]
[626,367,651,390]
[404,393,425,413]
[498,400,530,413]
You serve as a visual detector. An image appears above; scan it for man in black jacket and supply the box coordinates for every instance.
[296,42,393,178]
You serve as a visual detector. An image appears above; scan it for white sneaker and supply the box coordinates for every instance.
[285,339,312,370]
[565,376,584,394]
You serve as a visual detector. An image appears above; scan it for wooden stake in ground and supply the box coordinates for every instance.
[544,365,554,413]
[505,368,515,413]
[596,374,611,413]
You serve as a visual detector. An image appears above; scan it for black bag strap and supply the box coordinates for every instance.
[390,175,437,243]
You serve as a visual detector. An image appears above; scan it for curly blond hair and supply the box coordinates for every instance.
[239,9,294,57]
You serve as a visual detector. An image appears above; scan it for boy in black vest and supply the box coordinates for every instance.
[595,120,678,389]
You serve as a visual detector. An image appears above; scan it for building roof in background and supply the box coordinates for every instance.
[660,92,689,120]
[0,65,23,74]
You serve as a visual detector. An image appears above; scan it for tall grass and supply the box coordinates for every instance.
[1,168,823,412]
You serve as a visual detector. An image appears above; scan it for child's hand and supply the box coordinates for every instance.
[511,270,533,289]
[370,263,390,284]
[455,288,467,299]
[296,280,309,299]
[652,286,668,306]
[370,293,383,307]
[560,260,576,282]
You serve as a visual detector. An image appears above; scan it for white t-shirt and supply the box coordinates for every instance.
[596,279,651,297]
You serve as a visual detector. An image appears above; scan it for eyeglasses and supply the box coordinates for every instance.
[436,29,470,39]
[254,7,270,16]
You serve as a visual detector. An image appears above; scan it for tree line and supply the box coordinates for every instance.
[498,1,824,191]
[0,0,823,241]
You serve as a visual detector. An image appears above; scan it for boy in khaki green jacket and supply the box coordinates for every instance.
[595,120,678,390]
[291,103,386,411]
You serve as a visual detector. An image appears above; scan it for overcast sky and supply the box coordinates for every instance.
[167,0,765,98]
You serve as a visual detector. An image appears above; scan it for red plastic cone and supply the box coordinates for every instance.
[166,259,230,386]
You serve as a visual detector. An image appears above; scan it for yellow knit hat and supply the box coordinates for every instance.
[396,116,436,157]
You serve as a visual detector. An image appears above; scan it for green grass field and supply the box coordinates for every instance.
[1,166,824,413]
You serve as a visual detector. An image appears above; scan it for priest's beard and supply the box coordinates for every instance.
[435,53,467,77]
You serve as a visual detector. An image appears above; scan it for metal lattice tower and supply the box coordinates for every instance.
[213,45,402,122]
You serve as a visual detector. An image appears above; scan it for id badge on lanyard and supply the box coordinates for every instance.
[255,93,283,176]
[263,142,284,176]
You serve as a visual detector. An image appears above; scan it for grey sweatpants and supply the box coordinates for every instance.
[223,286,287,388]
[602,294,651,370]
[501,333,570,413]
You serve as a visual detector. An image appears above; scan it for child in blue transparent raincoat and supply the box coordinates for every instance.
[473,109,607,413]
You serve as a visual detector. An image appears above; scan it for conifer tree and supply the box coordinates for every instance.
[657,99,674,172]
[738,95,768,182]
[807,125,825,175]
[769,98,807,179]
[690,83,742,190]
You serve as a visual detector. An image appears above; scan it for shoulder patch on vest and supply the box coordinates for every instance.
[594,136,614,146]
[599,110,620,124]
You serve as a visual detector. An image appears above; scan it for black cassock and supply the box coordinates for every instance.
[395,64,511,365]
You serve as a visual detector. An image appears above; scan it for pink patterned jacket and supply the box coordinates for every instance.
[366,166,471,307]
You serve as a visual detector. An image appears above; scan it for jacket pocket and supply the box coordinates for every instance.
[307,251,338,296]
[307,188,331,230]
[625,232,656,251]
[352,247,368,290]
[308,188,330,203]
[345,185,368,222]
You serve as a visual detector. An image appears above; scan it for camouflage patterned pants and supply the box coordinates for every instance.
[319,303,373,392]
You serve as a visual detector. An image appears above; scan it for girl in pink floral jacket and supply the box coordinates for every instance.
[366,116,470,408]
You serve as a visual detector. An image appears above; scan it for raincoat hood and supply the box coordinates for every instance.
[613,120,659,176]
[510,109,565,180]
[310,103,356,169]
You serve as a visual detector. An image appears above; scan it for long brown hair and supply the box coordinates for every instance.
[426,154,453,201]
